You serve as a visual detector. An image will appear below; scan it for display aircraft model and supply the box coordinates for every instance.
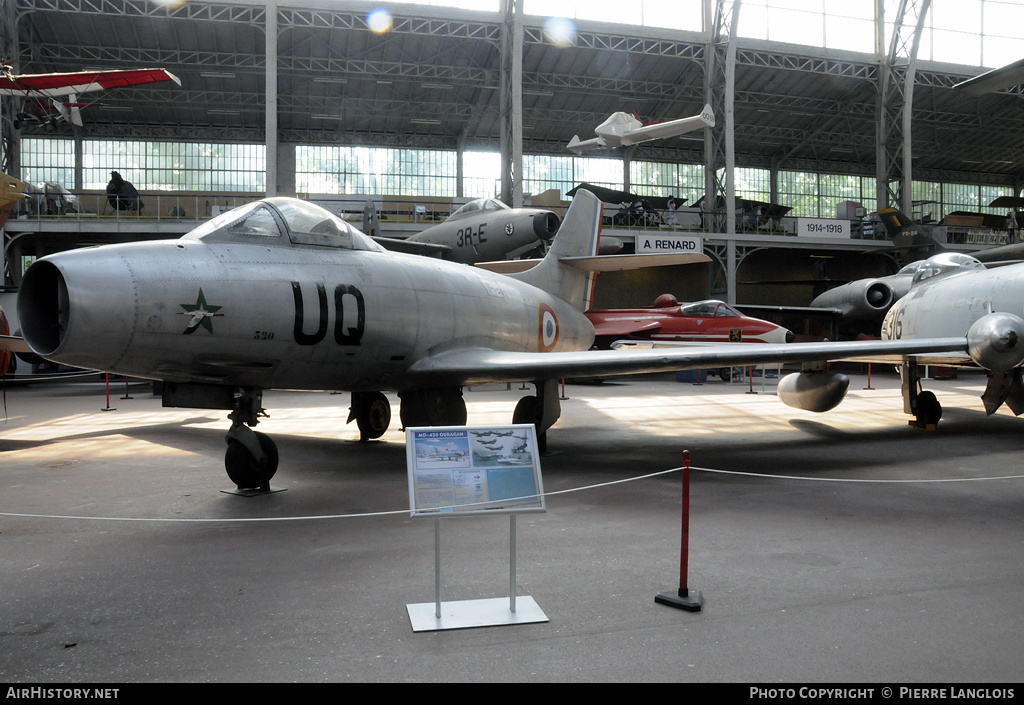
[0,65,180,129]
[587,294,795,349]
[567,104,715,154]
[809,259,922,323]
[370,197,560,264]
[8,190,977,492]
[811,205,1024,329]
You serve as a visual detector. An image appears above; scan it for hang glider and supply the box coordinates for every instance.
[0,66,181,128]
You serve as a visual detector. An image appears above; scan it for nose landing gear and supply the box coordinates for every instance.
[224,388,278,491]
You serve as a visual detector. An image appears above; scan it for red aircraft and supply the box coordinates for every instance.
[0,65,180,129]
[586,294,795,348]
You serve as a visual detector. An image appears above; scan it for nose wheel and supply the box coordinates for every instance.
[225,429,279,491]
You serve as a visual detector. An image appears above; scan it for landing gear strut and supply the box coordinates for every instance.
[224,388,278,491]
[348,391,392,441]
[513,379,561,454]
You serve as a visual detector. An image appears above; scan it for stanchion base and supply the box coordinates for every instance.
[655,588,703,612]
[220,486,287,497]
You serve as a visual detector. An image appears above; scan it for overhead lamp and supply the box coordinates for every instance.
[411,118,441,125]
[201,72,236,79]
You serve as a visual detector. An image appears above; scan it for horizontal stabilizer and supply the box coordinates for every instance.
[373,236,450,258]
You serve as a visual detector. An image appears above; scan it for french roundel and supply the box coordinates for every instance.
[538,303,559,352]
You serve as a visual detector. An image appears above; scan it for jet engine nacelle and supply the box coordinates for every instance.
[967,312,1024,372]
[534,211,560,240]
[810,280,895,320]
[777,370,850,413]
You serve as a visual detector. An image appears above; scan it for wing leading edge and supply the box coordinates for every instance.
[404,337,969,387]
[0,69,181,98]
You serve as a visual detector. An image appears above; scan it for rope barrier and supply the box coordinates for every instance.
[0,463,1020,524]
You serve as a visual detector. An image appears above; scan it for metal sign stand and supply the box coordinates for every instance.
[407,515,548,632]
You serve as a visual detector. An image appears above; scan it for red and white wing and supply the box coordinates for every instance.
[0,69,180,98]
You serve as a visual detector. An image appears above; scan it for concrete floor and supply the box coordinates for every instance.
[0,370,1022,683]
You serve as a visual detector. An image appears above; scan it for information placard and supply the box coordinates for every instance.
[406,424,545,517]
[796,218,850,238]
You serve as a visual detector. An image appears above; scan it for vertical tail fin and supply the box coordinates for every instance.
[507,188,603,311]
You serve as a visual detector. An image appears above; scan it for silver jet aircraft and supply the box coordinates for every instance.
[12,190,974,491]
[371,197,560,264]
[879,252,1024,426]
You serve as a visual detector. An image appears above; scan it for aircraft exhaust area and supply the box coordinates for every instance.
[0,372,1022,682]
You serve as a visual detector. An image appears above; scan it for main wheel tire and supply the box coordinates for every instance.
[512,395,540,425]
[353,391,391,440]
[399,388,466,428]
[225,431,279,490]
[915,390,942,426]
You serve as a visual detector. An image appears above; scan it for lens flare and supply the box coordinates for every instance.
[543,17,576,48]
[366,8,393,34]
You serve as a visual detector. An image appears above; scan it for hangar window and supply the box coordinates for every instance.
[19,138,75,189]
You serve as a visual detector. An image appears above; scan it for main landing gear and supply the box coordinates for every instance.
[224,388,279,491]
[512,379,561,454]
[902,360,942,430]
[348,391,393,441]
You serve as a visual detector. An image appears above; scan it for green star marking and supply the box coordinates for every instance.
[179,288,223,335]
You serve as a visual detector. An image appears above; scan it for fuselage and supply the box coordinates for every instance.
[407,198,559,264]
[882,257,1022,343]
[18,198,593,391]
[587,298,793,347]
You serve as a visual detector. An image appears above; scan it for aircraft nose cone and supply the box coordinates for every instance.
[785,329,796,343]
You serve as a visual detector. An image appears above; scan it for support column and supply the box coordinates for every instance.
[499,0,523,207]
[265,0,279,197]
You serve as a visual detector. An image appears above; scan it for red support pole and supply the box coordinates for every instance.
[656,450,703,612]
[101,373,116,411]
[679,450,690,591]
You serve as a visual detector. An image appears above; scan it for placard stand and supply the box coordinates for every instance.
[406,515,548,632]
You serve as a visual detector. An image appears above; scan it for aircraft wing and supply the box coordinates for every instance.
[403,337,969,387]
[0,69,181,97]
[618,103,716,146]
[590,319,663,337]
[476,252,710,274]
[0,334,33,354]
[953,58,1024,95]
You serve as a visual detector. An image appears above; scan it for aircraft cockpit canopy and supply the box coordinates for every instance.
[911,252,985,286]
[184,198,384,251]
[678,300,740,317]
[450,198,511,219]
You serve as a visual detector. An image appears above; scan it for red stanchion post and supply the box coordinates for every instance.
[121,375,134,400]
[864,362,874,390]
[655,450,703,612]
[101,372,116,411]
